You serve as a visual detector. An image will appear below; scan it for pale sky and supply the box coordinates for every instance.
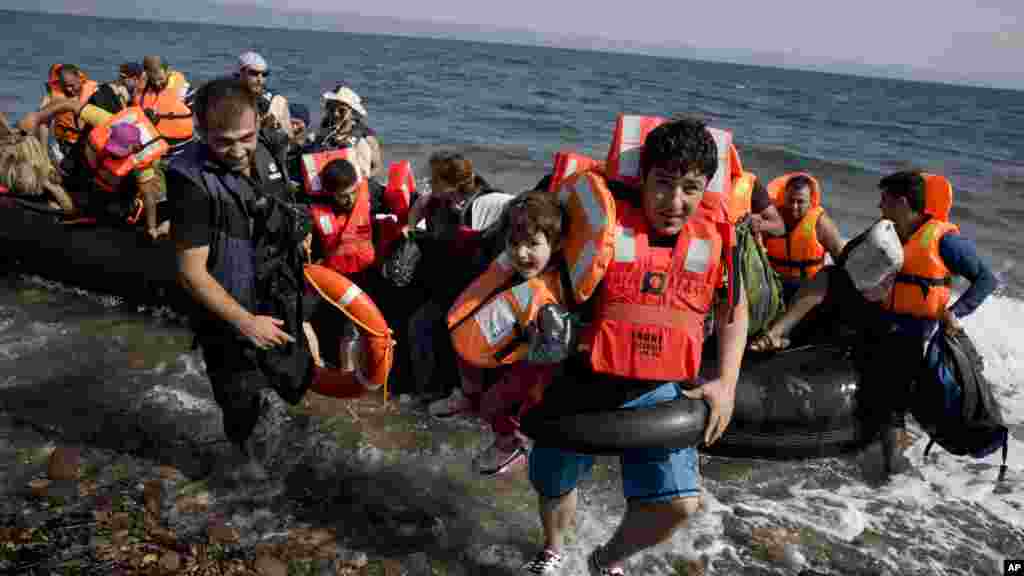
[230,0,1023,85]
[20,0,1024,88]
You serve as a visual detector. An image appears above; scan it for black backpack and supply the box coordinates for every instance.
[912,329,1009,481]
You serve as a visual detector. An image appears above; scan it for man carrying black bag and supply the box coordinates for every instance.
[169,77,313,483]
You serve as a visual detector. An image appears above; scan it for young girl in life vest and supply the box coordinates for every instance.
[430,189,567,476]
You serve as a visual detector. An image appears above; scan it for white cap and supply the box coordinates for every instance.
[238,51,267,71]
[844,219,904,291]
[321,85,367,118]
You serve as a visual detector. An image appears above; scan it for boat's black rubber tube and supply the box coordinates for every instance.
[521,345,871,459]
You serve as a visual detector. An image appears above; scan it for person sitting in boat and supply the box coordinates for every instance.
[314,85,382,179]
[750,218,905,353]
[520,117,749,575]
[37,64,98,163]
[135,56,194,159]
[430,189,566,476]
[18,98,167,238]
[88,62,144,116]
[404,151,513,398]
[0,112,76,213]
[763,172,845,302]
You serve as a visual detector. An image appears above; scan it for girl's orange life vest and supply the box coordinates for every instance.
[764,172,827,280]
[448,254,566,368]
[84,107,169,193]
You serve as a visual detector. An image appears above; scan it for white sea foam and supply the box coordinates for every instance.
[141,384,218,413]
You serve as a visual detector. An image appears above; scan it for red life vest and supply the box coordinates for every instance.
[548,150,602,193]
[586,199,725,382]
[309,180,375,275]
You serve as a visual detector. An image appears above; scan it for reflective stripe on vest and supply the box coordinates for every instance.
[885,219,958,319]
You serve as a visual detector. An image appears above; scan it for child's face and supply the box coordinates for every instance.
[506,230,555,280]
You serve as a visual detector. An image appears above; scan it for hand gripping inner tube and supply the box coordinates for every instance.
[521,344,870,459]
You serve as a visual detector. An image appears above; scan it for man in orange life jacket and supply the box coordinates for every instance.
[38,64,98,161]
[520,118,749,576]
[864,170,997,480]
[764,173,845,301]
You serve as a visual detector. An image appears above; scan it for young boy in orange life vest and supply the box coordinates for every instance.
[429,189,566,476]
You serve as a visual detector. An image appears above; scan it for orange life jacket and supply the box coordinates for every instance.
[374,160,417,258]
[46,64,98,145]
[135,71,193,147]
[448,254,566,368]
[300,148,358,196]
[548,150,602,193]
[587,199,725,382]
[764,172,827,280]
[383,160,415,222]
[309,180,375,276]
[546,165,618,303]
[883,173,959,319]
[727,171,757,224]
[304,264,394,400]
[84,107,169,193]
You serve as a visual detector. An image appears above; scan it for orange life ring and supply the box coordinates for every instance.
[304,264,395,399]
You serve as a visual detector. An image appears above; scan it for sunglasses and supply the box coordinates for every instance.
[244,69,270,78]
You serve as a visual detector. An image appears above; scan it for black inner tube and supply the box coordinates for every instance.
[521,344,869,459]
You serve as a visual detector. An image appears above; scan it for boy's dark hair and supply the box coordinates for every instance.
[321,158,359,193]
[60,64,81,77]
[640,117,718,181]
[879,171,926,213]
[193,77,257,131]
[785,174,814,197]
[506,189,564,248]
